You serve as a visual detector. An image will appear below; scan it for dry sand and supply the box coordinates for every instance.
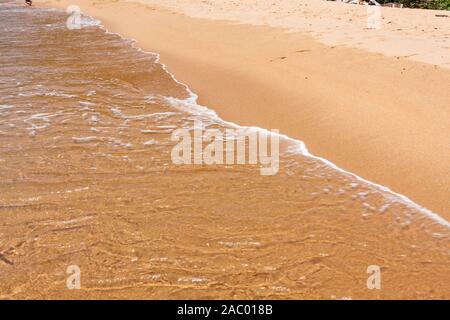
[41,0,450,218]
[141,0,450,68]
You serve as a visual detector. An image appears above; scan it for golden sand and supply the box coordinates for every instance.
[0,0,447,299]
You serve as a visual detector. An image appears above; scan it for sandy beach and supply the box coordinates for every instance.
[40,0,450,219]
[0,0,448,299]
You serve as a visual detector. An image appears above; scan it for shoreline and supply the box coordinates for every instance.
[2,0,450,299]
[39,0,450,219]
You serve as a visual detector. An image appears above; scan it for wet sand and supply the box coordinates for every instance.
[40,0,450,219]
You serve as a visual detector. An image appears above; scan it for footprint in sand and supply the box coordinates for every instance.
[295,49,311,53]
[270,56,287,62]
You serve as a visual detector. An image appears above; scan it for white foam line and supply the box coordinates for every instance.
[74,10,450,229]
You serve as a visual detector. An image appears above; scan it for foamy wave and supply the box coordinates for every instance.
[79,16,101,28]
[162,93,450,228]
